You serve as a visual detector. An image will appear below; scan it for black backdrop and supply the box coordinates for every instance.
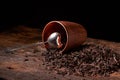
[0,7,120,42]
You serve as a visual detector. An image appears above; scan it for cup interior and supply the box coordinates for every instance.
[42,21,67,50]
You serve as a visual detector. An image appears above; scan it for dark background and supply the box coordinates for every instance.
[0,4,119,42]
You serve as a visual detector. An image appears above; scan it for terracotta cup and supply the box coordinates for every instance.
[42,21,87,52]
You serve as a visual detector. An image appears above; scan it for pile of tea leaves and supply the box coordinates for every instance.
[42,43,120,77]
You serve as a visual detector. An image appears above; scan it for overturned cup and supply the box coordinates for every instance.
[42,21,87,53]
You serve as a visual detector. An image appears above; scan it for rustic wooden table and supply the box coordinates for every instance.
[0,26,120,80]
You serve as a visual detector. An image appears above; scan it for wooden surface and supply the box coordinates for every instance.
[0,26,120,80]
